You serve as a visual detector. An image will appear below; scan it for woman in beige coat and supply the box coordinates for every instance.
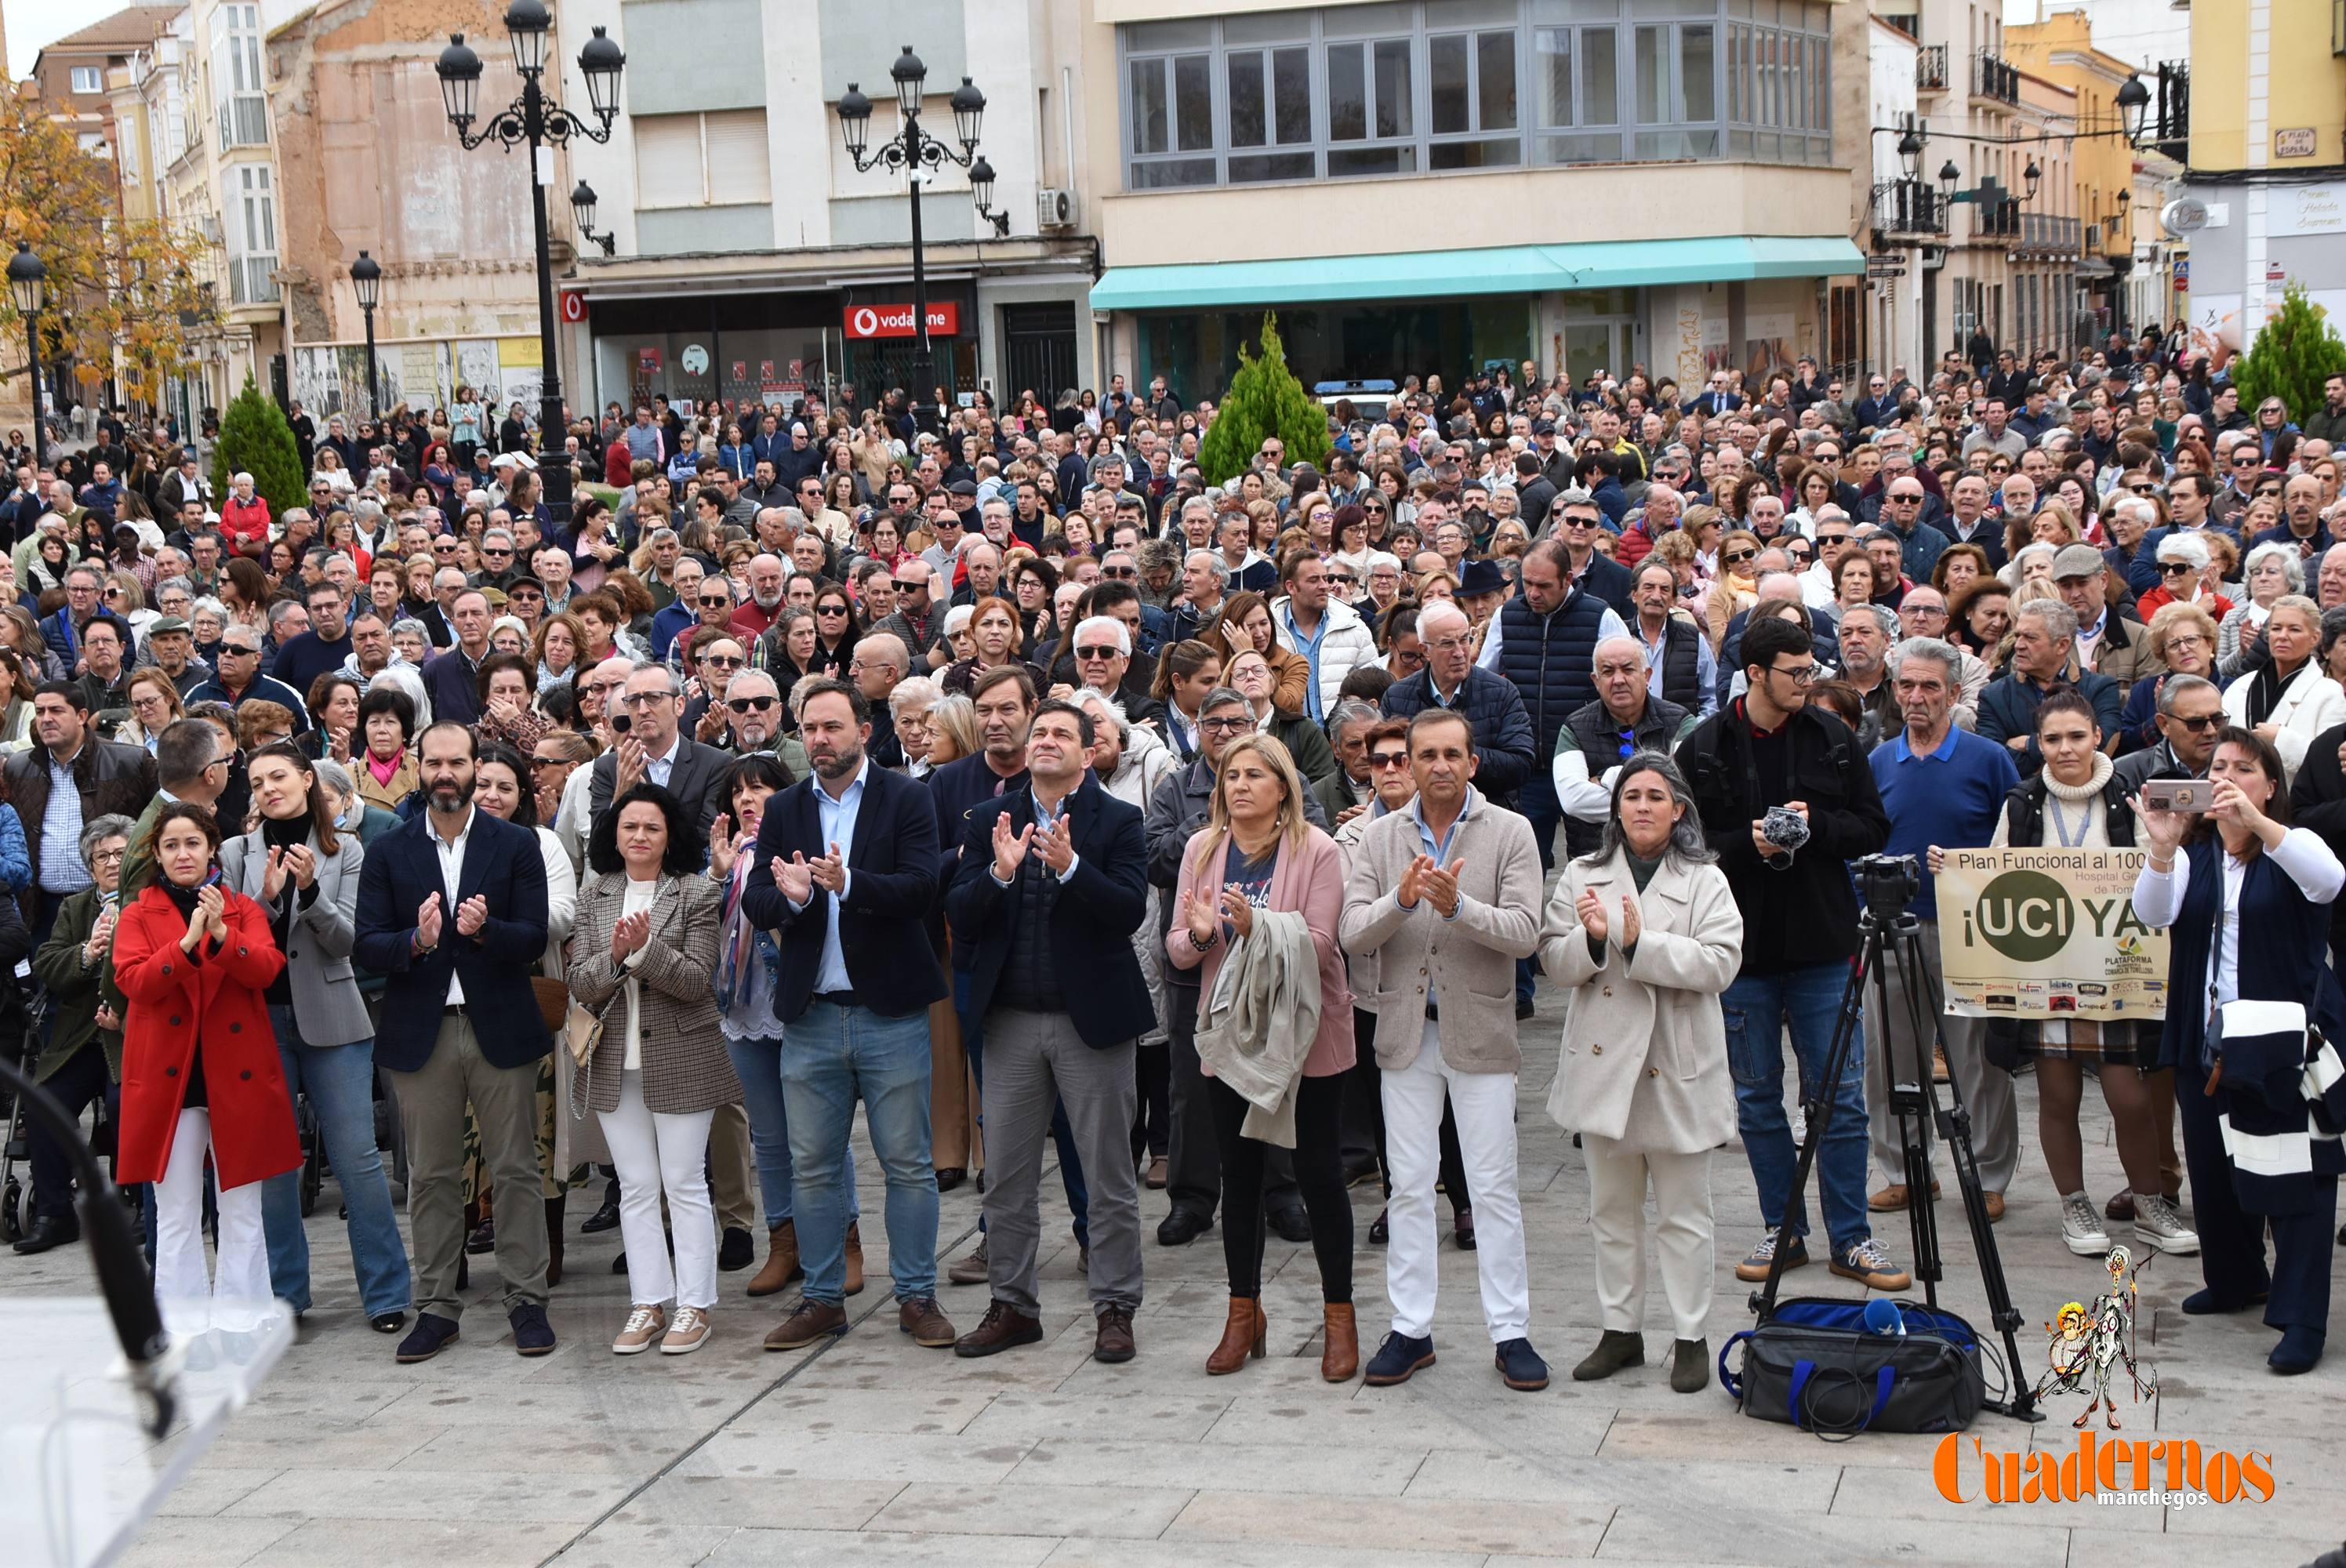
[1539,752,1743,1396]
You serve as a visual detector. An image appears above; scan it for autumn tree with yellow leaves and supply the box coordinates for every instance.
[0,93,218,406]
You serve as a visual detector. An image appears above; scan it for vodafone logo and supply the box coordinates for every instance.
[842,303,960,339]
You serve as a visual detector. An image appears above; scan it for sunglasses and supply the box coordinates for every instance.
[698,595,732,608]
[1074,645,1120,662]
[1367,750,1411,770]
[1723,550,1757,566]
[726,695,776,713]
[2170,712,2223,731]
[434,541,459,552]
[485,546,512,557]
[700,653,743,669]
[1099,565,1138,579]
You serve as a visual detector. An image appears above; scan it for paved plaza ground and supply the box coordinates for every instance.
[11,983,2342,1568]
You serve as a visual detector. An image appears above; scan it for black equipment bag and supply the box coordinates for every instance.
[1720,1297,1985,1437]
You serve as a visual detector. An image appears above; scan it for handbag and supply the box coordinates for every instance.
[1721,1298,1985,1439]
[563,991,619,1120]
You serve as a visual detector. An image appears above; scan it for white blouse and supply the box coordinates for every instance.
[619,876,659,1071]
[2130,828,2346,1023]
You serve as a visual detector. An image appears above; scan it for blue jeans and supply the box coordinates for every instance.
[1723,962,1872,1258]
[956,967,1090,1244]
[260,1004,413,1317]
[727,1034,859,1230]
[779,1000,938,1305]
[1515,775,1561,1004]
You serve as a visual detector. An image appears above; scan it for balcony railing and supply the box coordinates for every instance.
[1916,44,1948,91]
[1879,179,1945,235]
[1974,198,2021,238]
[2018,212,2081,256]
[1973,51,2019,106]
[2151,60,2189,155]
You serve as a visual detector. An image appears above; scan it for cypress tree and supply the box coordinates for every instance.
[2231,282,2346,423]
[1196,314,1333,486]
[212,373,305,520]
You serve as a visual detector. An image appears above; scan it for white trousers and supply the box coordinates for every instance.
[153,1109,272,1334]
[599,1072,718,1310]
[1383,1021,1529,1342]
[1583,1134,1716,1341]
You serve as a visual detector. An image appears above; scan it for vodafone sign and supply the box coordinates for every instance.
[843,303,960,339]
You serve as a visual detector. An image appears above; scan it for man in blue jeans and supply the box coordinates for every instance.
[1675,616,1911,1292]
[745,679,958,1351]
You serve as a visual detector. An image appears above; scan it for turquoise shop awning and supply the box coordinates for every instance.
[1088,236,1866,312]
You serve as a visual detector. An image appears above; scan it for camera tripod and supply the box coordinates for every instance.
[1748,869,2042,1423]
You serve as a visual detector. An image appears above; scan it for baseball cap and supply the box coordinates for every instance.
[2052,543,2107,580]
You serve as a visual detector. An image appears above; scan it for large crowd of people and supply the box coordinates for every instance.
[6,323,2346,1383]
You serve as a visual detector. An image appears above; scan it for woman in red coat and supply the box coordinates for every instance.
[114,800,299,1332]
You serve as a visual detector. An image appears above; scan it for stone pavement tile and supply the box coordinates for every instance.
[1011,1435,1430,1496]
[1406,1448,1841,1513]
[2163,1463,2345,1538]
[2066,1526,2344,1566]
[609,1475,901,1532]
[392,1421,712,1475]
[118,1514,301,1568]
[680,1427,1037,1483]
[1165,1488,1612,1558]
[238,1517,579,1567]
[1044,1539,1493,1568]
[196,1417,446,1472]
[1600,1505,2072,1566]
[864,1481,1193,1540]
[1828,1457,2166,1531]
[151,1467,285,1517]
[1215,1384,1612,1456]
[1596,1411,1941,1470]
[704,1526,1062,1566]
[238,1376,419,1425]
[1055,1348,1334,1395]
[548,1521,743,1568]
[960,1389,1233,1443]
[751,1386,996,1435]
[786,1334,1097,1393]
[220,1465,634,1523]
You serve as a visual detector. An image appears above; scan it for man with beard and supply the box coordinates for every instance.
[354,721,555,1362]
[731,554,790,641]
[747,679,958,1352]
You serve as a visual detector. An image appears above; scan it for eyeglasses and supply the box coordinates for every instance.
[485,546,512,557]
[698,595,731,608]
[1723,550,1756,566]
[726,695,776,713]
[434,541,459,553]
[700,653,743,669]
[1199,716,1251,735]
[619,691,674,708]
[2131,484,2160,495]
[510,591,542,603]
[1100,565,1138,579]
[528,754,568,769]
[2161,561,2195,575]
[1767,662,1819,684]
[220,644,260,658]
[1075,645,1120,662]
[1367,750,1411,770]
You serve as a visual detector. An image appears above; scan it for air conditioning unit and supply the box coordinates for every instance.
[2084,223,2102,250]
[1036,187,1076,230]
[201,213,223,243]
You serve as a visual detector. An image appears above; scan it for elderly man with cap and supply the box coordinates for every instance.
[2052,542,2159,701]
[140,614,212,696]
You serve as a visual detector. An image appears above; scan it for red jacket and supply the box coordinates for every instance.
[220,493,272,549]
[112,883,298,1190]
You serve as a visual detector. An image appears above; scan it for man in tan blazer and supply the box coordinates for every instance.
[1338,709,1546,1392]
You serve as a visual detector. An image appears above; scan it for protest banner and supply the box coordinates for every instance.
[1934,846,2168,1021]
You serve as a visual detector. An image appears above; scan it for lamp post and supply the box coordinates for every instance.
[434,2,624,528]
[833,47,1008,433]
[2115,74,2151,144]
[8,242,45,430]
[568,182,616,256]
[350,250,382,419]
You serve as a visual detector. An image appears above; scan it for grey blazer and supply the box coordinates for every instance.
[219,826,373,1047]
[567,870,740,1116]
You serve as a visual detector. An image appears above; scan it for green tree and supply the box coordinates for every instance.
[1195,314,1333,486]
[2230,281,2346,424]
[212,375,305,520]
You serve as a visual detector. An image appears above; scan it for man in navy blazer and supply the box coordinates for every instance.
[942,699,1152,1362]
[743,678,957,1353]
[353,720,555,1363]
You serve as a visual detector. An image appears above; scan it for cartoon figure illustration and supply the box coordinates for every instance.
[2036,1246,2157,1428]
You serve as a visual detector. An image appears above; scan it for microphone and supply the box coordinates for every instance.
[1861,1298,1908,1338]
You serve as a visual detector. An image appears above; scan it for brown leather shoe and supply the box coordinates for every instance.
[954,1299,1044,1358]
[898,1296,958,1348]
[747,1221,800,1298]
[1094,1305,1136,1363]
[1144,1156,1168,1190]
[2104,1188,2137,1222]
[762,1298,848,1352]
[1321,1302,1359,1382]
[1868,1181,1941,1212]
[947,1238,990,1286]
[844,1220,866,1297]
[1983,1191,2006,1223]
[1206,1296,1266,1375]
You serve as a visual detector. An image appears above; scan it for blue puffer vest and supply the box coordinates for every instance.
[1496,587,1609,758]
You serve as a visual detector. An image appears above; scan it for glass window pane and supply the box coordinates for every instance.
[1478,31,1517,131]
[1328,42,1367,140]
[1129,59,1168,154]
[1324,2,1414,36]
[1538,129,1624,162]
[1375,38,1413,138]
[1131,158,1218,189]
[1225,12,1310,45]
[1426,0,1515,24]
[1634,27,1665,122]
[1329,143,1417,177]
[1174,53,1212,152]
[1431,34,1469,135]
[1538,29,1572,126]
[1430,136,1521,169]
[1128,20,1210,49]
[1683,24,1715,122]
[1229,50,1266,147]
[1230,151,1316,183]
[1584,27,1618,122]
[1273,48,1313,143]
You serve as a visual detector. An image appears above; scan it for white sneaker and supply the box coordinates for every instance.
[2134,1194,2200,1256]
[2060,1192,2111,1256]
[661,1305,712,1354]
[612,1303,666,1355]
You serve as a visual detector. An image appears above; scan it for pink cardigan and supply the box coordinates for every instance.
[1166,824,1356,1078]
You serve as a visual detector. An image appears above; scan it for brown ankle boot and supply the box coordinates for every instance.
[1206,1296,1266,1375]
[1320,1302,1358,1382]
[748,1221,800,1298]
[544,1196,565,1287]
[844,1221,866,1297]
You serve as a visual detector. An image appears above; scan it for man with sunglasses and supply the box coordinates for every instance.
[187,625,314,732]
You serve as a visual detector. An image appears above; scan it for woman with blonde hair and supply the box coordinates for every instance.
[117,666,185,753]
[2221,594,2344,779]
[1703,529,1766,648]
[1198,590,1313,717]
[1166,730,1356,1381]
[926,691,979,765]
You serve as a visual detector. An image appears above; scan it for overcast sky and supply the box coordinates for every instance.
[11,0,148,82]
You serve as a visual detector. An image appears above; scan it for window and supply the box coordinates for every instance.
[1324,34,1416,176]
[212,3,267,150]
[227,162,278,305]
[71,66,103,94]
[634,110,772,208]
[1535,7,1622,163]
[1225,45,1313,182]
[1429,27,1520,167]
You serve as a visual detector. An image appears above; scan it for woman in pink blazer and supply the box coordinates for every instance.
[1167,731,1357,1382]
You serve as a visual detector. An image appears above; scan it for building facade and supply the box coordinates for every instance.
[1082,0,1867,401]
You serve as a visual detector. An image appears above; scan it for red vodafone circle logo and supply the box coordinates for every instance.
[850,307,881,336]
